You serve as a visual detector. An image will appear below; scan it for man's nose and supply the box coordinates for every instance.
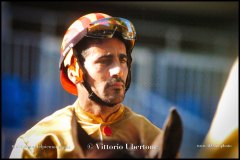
[109,63,123,77]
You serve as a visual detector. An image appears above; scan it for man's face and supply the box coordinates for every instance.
[83,38,128,105]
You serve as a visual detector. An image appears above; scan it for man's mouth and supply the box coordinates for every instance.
[109,82,124,89]
[106,78,125,89]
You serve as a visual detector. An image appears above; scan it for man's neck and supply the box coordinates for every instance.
[77,97,121,122]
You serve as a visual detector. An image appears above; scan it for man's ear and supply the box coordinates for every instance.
[67,58,83,84]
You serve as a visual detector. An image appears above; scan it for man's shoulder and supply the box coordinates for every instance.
[39,105,75,123]
[122,105,161,143]
[21,104,76,139]
[123,105,149,121]
[11,102,82,158]
[123,105,160,129]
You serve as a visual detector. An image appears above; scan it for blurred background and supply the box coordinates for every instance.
[1,1,238,158]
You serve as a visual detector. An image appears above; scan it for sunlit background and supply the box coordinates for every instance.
[1,1,238,158]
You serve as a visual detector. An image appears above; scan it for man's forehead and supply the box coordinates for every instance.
[84,44,126,58]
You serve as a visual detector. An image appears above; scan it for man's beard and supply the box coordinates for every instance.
[102,77,126,105]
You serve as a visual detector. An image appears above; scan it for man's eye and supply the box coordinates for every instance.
[98,59,111,65]
[120,58,127,63]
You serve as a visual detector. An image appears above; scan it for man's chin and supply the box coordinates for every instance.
[105,95,125,105]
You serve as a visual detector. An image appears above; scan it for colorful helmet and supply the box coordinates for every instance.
[59,13,136,96]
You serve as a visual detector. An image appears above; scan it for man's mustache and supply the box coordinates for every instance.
[106,77,125,88]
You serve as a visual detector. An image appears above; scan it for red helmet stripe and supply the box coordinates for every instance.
[79,17,91,29]
[96,13,107,19]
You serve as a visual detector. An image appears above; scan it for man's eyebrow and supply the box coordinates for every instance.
[96,53,127,60]
[119,53,127,59]
[97,54,114,60]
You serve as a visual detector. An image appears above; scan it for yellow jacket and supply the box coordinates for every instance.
[10,100,161,158]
